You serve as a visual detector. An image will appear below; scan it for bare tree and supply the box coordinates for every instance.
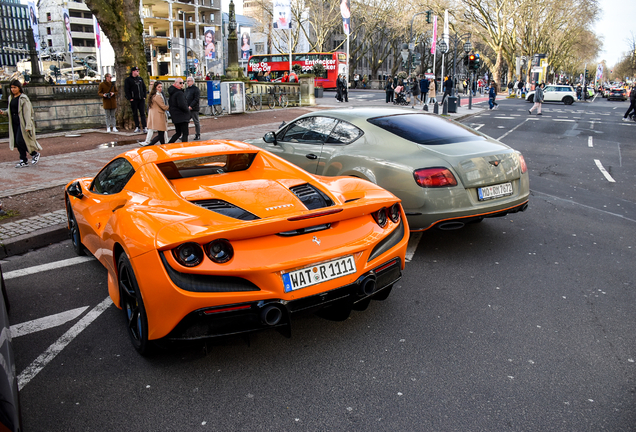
[84,0,147,128]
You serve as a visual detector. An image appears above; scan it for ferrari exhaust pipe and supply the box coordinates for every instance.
[359,275,377,296]
[260,305,283,326]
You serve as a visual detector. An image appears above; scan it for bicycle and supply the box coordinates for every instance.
[267,87,289,109]
[246,89,262,111]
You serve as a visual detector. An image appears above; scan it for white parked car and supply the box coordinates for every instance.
[526,85,576,105]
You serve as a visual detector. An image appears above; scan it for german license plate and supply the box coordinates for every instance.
[282,255,357,293]
[478,182,513,201]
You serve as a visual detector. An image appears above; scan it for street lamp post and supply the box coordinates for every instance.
[179,10,188,76]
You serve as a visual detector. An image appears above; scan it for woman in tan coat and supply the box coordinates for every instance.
[145,81,169,145]
[427,78,437,105]
[0,80,42,167]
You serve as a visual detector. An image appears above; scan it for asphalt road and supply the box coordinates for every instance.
[3,93,636,431]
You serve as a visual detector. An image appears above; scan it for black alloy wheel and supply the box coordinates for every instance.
[66,198,85,256]
[563,96,574,105]
[118,253,152,355]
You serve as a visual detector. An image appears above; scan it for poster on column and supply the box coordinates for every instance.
[273,0,291,29]
[27,2,40,52]
[63,8,73,53]
[240,27,251,60]
[94,17,101,50]
[203,26,216,59]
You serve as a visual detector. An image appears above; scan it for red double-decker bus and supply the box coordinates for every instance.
[247,52,347,89]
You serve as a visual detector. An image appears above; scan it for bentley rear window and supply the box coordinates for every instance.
[367,114,485,145]
[157,153,257,179]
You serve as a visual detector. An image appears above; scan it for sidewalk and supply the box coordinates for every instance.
[0,92,487,258]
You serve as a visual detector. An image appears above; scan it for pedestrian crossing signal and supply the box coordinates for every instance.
[168,40,172,49]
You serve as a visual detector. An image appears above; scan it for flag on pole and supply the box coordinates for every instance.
[431,16,437,54]
[27,2,40,52]
[341,0,351,35]
[273,0,291,29]
[94,17,101,50]
[443,10,449,45]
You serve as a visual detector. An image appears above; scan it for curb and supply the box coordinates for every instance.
[0,223,68,259]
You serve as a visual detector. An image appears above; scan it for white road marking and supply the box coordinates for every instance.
[497,118,529,141]
[594,159,616,183]
[472,124,485,131]
[3,256,95,280]
[494,116,513,119]
[11,306,89,338]
[590,120,595,130]
[588,137,593,148]
[17,296,112,390]
[405,232,422,262]
[533,191,634,223]
[553,119,575,122]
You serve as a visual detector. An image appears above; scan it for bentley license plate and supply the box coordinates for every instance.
[478,182,513,201]
[282,255,357,292]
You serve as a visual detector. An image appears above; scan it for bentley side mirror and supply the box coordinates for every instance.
[263,132,277,145]
[67,181,84,199]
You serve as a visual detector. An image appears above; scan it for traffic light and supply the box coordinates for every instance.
[468,54,476,70]
[473,53,481,70]
[167,40,172,49]
[426,10,433,24]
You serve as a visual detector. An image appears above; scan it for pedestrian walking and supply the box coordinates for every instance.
[167,78,190,143]
[0,80,42,167]
[185,77,201,140]
[410,77,420,108]
[488,81,499,110]
[441,76,453,105]
[427,78,437,105]
[145,81,169,145]
[517,80,524,98]
[336,74,348,102]
[507,80,514,96]
[622,85,636,121]
[528,82,544,115]
[124,66,147,133]
[98,73,118,132]
[385,77,394,103]
[419,75,429,103]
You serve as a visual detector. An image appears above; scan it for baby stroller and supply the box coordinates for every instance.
[393,88,409,106]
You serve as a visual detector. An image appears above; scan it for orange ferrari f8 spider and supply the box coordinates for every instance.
[65,140,409,354]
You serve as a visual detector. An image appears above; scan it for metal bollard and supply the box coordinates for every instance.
[442,99,448,115]
[422,103,428,111]
[433,102,439,114]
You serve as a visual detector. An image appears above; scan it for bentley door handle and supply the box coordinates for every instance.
[306,154,318,160]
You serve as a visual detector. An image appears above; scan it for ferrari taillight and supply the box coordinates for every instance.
[518,153,527,174]
[205,239,234,264]
[388,203,401,223]
[173,242,204,267]
[413,167,458,188]
[373,208,388,228]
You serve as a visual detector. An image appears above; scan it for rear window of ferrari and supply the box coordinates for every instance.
[367,113,485,145]
[157,153,257,179]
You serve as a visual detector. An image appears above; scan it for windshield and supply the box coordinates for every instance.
[367,113,485,145]
[157,153,257,179]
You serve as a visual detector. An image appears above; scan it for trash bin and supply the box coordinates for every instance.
[314,87,324,98]
[447,96,458,113]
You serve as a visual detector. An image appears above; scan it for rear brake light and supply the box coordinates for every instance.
[518,154,527,174]
[373,208,388,228]
[413,168,458,188]
[203,305,251,315]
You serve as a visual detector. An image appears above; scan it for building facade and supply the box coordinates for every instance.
[0,0,31,71]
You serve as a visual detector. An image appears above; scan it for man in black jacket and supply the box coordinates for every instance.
[124,66,147,133]
[441,76,453,105]
[185,77,201,140]
[623,85,636,121]
[168,79,190,143]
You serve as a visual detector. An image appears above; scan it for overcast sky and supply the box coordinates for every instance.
[594,0,636,66]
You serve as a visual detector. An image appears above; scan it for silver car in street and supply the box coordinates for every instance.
[249,108,529,231]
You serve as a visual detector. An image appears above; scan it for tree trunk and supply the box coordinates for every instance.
[84,0,148,129]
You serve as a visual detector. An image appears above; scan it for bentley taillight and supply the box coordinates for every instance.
[413,167,458,187]
[518,153,528,174]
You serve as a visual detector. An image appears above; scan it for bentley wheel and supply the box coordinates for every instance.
[66,199,85,256]
[118,253,152,355]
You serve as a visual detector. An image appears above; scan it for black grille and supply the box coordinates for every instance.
[160,252,260,293]
[289,184,334,210]
[191,199,259,221]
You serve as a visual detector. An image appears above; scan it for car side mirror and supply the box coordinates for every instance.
[67,181,84,199]
[263,131,277,145]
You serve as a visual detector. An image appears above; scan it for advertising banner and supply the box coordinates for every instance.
[240,27,250,60]
[204,26,216,59]
[63,8,73,53]
[341,0,351,35]
[273,0,291,29]
[28,2,40,52]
